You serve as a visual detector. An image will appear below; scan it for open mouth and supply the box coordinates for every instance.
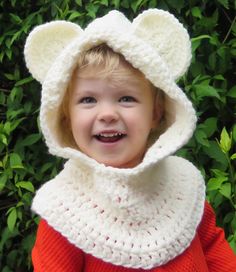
[95,132,126,143]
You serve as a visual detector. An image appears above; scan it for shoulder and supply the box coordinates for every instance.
[196,202,236,270]
[197,200,232,251]
[197,201,221,239]
[35,219,85,255]
[32,219,84,271]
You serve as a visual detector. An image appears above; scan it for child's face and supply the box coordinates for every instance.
[68,67,159,168]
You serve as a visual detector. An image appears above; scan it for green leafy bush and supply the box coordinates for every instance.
[0,0,235,271]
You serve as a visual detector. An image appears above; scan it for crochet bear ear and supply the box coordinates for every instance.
[24,21,83,83]
[132,9,192,80]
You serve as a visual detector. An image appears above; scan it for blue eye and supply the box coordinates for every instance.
[119,96,136,102]
[79,97,96,104]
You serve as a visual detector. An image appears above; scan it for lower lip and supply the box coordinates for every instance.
[94,136,125,147]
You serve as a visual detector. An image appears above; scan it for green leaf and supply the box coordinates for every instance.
[9,86,23,103]
[194,84,221,100]
[231,153,236,160]
[212,193,224,208]
[4,122,11,135]
[207,176,228,191]
[15,181,34,193]
[219,183,231,199]
[191,35,211,42]
[211,169,228,177]
[191,39,201,53]
[16,201,24,208]
[191,7,202,18]
[10,31,21,46]
[233,125,236,142]
[85,3,99,18]
[120,0,129,8]
[229,236,236,253]
[223,212,234,224]
[131,0,143,12]
[10,153,24,169]
[208,52,216,70]
[2,266,12,272]
[40,162,53,173]
[6,48,12,60]
[219,127,232,153]
[75,0,82,6]
[7,249,18,267]
[22,233,36,251]
[10,13,22,23]
[0,134,8,145]
[7,208,17,232]
[213,74,225,81]
[231,213,236,231]
[68,11,82,21]
[227,86,236,98]
[202,117,217,137]
[111,0,120,8]
[165,0,185,11]
[0,174,7,191]
[202,141,228,167]
[191,35,210,52]
[231,49,236,56]
[0,227,15,251]
[22,192,33,206]
[217,0,229,9]
[8,118,25,133]
[20,134,41,146]
[4,73,15,80]
[0,91,6,104]
[195,129,209,147]
[100,0,108,6]
[14,77,33,87]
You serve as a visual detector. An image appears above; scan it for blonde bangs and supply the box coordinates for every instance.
[75,44,149,87]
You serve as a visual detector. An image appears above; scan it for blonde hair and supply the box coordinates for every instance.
[59,44,164,147]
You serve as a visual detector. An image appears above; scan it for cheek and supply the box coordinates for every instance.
[140,105,155,124]
[70,110,91,135]
[127,108,153,133]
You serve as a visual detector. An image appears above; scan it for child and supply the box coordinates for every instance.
[24,9,236,271]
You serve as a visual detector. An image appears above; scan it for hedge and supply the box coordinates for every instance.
[0,0,235,271]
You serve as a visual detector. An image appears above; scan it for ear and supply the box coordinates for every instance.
[24,21,83,83]
[151,91,164,129]
[132,9,192,80]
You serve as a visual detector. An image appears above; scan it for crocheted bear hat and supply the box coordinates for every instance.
[25,10,206,269]
[24,9,196,172]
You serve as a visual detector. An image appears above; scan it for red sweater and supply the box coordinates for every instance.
[32,202,236,271]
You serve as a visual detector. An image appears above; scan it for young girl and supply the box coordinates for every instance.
[24,9,236,271]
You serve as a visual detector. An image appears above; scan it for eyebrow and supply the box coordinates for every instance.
[72,89,97,98]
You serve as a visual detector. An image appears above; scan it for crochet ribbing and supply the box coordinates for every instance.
[31,156,205,269]
[32,202,236,271]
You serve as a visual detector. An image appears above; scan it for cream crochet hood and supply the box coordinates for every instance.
[24,9,205,269]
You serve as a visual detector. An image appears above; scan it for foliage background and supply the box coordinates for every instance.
[0,0,236,271]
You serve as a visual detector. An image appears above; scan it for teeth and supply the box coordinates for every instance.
[98,133,123,138]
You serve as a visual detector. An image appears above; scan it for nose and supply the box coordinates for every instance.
[97,103,119,123]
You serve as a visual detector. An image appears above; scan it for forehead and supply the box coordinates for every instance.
[73,61,153,91]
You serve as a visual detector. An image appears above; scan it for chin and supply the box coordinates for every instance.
[102,159,140,169]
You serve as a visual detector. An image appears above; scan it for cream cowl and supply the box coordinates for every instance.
[24,9,205,269]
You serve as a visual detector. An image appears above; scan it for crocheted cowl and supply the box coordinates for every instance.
[24,9,205,269]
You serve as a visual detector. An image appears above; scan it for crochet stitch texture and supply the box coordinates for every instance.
[24,9,207,269]
[32,202,236,271]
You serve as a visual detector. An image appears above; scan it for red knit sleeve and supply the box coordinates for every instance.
[32,219,84,272]
[198,202,236,271]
